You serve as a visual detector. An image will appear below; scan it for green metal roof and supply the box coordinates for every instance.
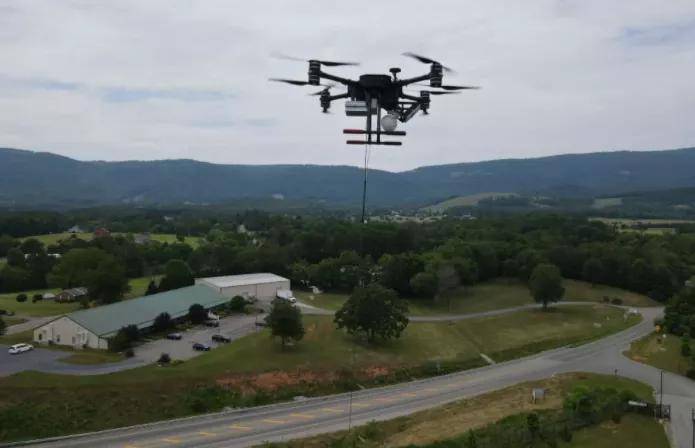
[67,284,226,337]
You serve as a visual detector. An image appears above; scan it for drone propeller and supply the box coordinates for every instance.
[271,52,359,67]
[402,52,454,72]
[269,78,313,86]
[308,84,340,96]
[417,83,480,91]
[416,90,460,96]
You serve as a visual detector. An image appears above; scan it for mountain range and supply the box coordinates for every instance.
[2,146,695,209]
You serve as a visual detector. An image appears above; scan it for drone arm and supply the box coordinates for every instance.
[318,70,354,86]
[400,93,422,102]
[397,72,433,86]
[328,92,349,100]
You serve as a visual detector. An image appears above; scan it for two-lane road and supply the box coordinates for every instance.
[10,306,693,448]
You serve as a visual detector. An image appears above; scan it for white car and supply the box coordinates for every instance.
[8,343,34,355]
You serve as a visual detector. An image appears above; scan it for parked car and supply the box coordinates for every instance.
[8,343,33,355]
[211,334,231,343]
[204,320,220,328]
[166,333,183,340]
[192,342,211,351]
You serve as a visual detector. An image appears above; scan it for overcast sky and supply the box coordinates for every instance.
[1,1,694,171]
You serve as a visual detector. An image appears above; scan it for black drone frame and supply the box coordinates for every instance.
[271,52,478,146]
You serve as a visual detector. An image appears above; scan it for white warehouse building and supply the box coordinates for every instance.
[33,273,291,350]
[196,273,290,300]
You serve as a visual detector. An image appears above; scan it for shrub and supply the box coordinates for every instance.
[158,353,171,364]
[681,337,691,357]
[152,312,173,332]
[228,296,247,313]
[124,348,135,358]
[188,303,207,324]
[559,424,573,442]
[16,294,27,303]
[0,309,6,315]
[686,369,695,380]
[610,298,623,305]
[602,296,610,303]
[32,294,43,302]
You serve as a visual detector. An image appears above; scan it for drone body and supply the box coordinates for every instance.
[271,52,479,145]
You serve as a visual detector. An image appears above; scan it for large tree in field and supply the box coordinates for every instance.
[335,283,409,343]
[86,257,130,304]
[158,259,194,292]
[529,263,565,310]
[582,258,604,286]
[265,299,305,349]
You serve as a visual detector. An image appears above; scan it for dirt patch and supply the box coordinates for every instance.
[215,366,394,394]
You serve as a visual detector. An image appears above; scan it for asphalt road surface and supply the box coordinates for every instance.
[9,306,695,448]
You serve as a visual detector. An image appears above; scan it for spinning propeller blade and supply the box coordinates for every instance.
[271,52,359,66]
[418,84,480,91]
[402,52,454,72]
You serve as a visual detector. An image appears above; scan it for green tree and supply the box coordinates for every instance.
[265,299,305,349]
[582,258,604,286]
[6,247,25,268]
[158,259,194,292]
[681,335,691,357]
[335,283,409,343]
[188,303,207,324]
[410,271,439,299]
[228,295,247,312]
[16,293,27,303]
[465,430,477,448]
[86,256,129,304]
[0,316,5,336]
[529,263,565,310]
[145,279,158,296]
[153,312,173,332]
[48,247,110,288]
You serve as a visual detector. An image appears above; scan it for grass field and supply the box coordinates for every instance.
[423,192,517,212]
[0,305,639,441]
[271,372,659,448]
[565,414,668,448]
[627,332,691,376]
[20,232,202,247]
[0,276,163,318]
[297,279,656,315]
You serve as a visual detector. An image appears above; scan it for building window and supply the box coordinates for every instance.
[56,335,60,343]
[38,333,43,341]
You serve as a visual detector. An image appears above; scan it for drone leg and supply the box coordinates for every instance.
[376,98,382,144]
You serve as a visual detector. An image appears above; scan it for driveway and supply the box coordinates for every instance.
[0,345,69,376]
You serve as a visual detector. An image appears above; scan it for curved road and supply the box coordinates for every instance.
[5,306,694,448]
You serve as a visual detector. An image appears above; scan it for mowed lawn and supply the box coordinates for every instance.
[565,414,669,448]
[627,332,691,376]
[0,276,161,317]
[298,278,656,315]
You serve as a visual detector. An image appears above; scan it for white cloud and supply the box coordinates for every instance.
[0,0,694,170]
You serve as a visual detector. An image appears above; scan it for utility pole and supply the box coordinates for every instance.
[691,408,694,448]
[660,370,664,409]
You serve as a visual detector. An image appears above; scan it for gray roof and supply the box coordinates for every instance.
[66,284,226,337]
[197,273,289,289]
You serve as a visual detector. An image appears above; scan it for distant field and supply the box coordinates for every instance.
[423,192,517,212]
[20,232,202,247]
[590,217,695,226]
[592,197,623,209]
[298,278,656,315]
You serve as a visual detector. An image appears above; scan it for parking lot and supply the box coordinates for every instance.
[133,313,261,362]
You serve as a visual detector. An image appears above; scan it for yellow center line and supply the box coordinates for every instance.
[229,424,252,431]
[320,407,344,413]
[262,418,287,424]
[289,412,315,419]
[160,438,181,445]
[399,392,417,398]
[198,431,216,437]
[351,402,369,408]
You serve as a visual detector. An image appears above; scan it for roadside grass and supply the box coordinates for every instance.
[294,290,349,311]
[269,372,657,448]
[626,332,691,376]
[564,414,669,448]
[58,351,124,365]
[0,305,639,441]
[0,329,33,345]
[2,316,26,326]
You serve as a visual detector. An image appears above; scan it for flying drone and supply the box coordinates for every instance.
[270,52,479,146]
